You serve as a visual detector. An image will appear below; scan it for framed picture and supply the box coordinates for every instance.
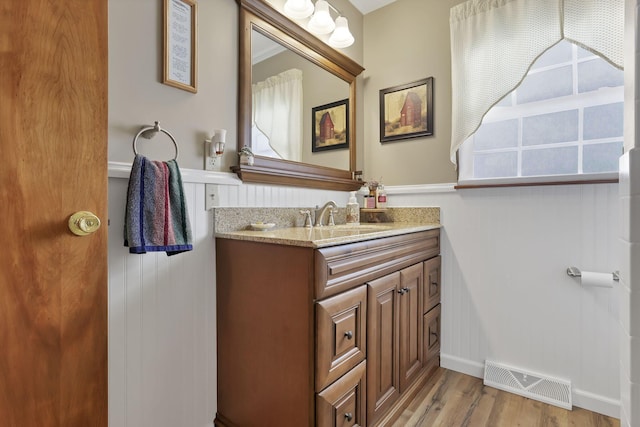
[379,77,433,142]
[163,0,198,93]
[312,99,349,152]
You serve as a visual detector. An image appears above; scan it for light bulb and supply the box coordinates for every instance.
[307,0,335,35]
[283,0,314,19]
[328,16,354,48]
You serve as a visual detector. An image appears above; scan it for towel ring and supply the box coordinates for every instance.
[132,121,179,160]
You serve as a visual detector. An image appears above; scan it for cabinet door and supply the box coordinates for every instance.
[399,263,424,393]
[316,361,367,427]
[423,256,441,313]
[367,272,400,425]
[424,304,441,362]
[316,285,367,392]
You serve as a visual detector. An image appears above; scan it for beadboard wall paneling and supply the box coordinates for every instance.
[108,169,620,423]
[389,183,620,417]
[108,178,216,427]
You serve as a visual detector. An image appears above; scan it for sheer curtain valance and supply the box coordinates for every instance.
[252,68,303,162]
[449,0,624,165]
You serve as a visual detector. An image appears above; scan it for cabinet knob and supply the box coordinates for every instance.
[397,288,406,295]
[345,412,353,422]
[431,281,438,288]
[344,331,353,340]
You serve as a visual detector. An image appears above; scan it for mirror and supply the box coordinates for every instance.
[251,30,350,170]
[234,0,364,191]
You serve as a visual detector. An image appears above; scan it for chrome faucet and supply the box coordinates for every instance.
[314,201,337,227]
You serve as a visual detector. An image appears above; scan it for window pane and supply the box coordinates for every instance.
[474,119,519,150]
[523,110,579,146]
[517,66,573,104]
[522,146,578,175]
[583,141,623,173]
[578,58,624,93]
[531,41,572,69]
[577,45,596,59]
[474,151,518,178]
[583,102,624,139]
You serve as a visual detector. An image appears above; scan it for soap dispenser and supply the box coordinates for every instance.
[346,191,360,224]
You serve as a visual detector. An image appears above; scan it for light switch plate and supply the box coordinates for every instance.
[205,184,218,211]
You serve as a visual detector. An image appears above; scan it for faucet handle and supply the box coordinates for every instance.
[328,208,336,226]
[299,210,313,228]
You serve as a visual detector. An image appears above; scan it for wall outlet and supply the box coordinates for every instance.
[204,155,217,171]
[203,140,219,171]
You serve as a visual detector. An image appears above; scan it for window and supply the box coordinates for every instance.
[458,40,623,184]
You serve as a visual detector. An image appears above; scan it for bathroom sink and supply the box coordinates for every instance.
[310,224,393,236]
[326,224,394,232]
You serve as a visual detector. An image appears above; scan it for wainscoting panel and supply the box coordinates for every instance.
[108,177,216,427]
[389,183,620,417]
[108,165,621,423]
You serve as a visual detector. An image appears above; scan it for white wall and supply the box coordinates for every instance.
[108,176,216,427]
[619,1,640,425]
[390,182,621,417]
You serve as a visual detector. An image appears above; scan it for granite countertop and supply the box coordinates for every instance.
[214,222,441,248]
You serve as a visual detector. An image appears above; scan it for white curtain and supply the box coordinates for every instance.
[449,0,624,165]
[252,68,303,162]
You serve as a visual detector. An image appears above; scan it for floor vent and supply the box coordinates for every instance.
[483,360,572,410]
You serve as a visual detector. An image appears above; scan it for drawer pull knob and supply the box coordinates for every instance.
[344,331,353,339]
[345,412,353,422]
[431,281,438,287]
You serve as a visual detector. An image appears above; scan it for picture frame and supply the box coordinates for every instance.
[379,77,433,142]
[163,0,198,93]
[312,99,349,152]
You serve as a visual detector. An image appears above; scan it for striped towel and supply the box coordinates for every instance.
[124,154,193,255]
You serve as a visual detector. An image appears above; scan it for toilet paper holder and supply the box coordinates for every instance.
[566,266,619,282]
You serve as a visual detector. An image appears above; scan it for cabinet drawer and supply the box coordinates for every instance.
[423,256,441,313]
[316,285,367,392]
[316,361,366,427]
[423,304,441,362]
[315,229,440,300]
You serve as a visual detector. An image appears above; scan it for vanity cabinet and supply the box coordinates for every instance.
[215,228,440,427]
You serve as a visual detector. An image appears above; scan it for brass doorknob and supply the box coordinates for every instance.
[68,211,101,236]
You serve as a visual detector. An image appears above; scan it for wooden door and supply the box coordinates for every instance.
[366,272,400,425]
[398,263,423,392]
[0,1,108,426]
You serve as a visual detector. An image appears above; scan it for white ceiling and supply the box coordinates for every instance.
[347,0,396,15]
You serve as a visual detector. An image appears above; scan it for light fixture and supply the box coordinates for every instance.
[328,16,354,48]
[282,0,355,48]
[283,0,314,19]
[307,0,335,35]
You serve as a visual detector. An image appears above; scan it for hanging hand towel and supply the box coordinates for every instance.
[124,154,193,255]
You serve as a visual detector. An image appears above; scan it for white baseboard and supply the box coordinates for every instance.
[440,353,620,419]
[573,388,621,419]
[440,353,484,378]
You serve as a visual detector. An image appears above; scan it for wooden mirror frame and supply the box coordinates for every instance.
[234,0,364,191]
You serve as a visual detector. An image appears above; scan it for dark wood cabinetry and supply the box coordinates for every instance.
[215,228,441,427]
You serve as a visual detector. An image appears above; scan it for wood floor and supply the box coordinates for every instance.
[392,368,619,427]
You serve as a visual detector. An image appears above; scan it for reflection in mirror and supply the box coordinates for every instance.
[251,29,350,170]
[235,0,364,191]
